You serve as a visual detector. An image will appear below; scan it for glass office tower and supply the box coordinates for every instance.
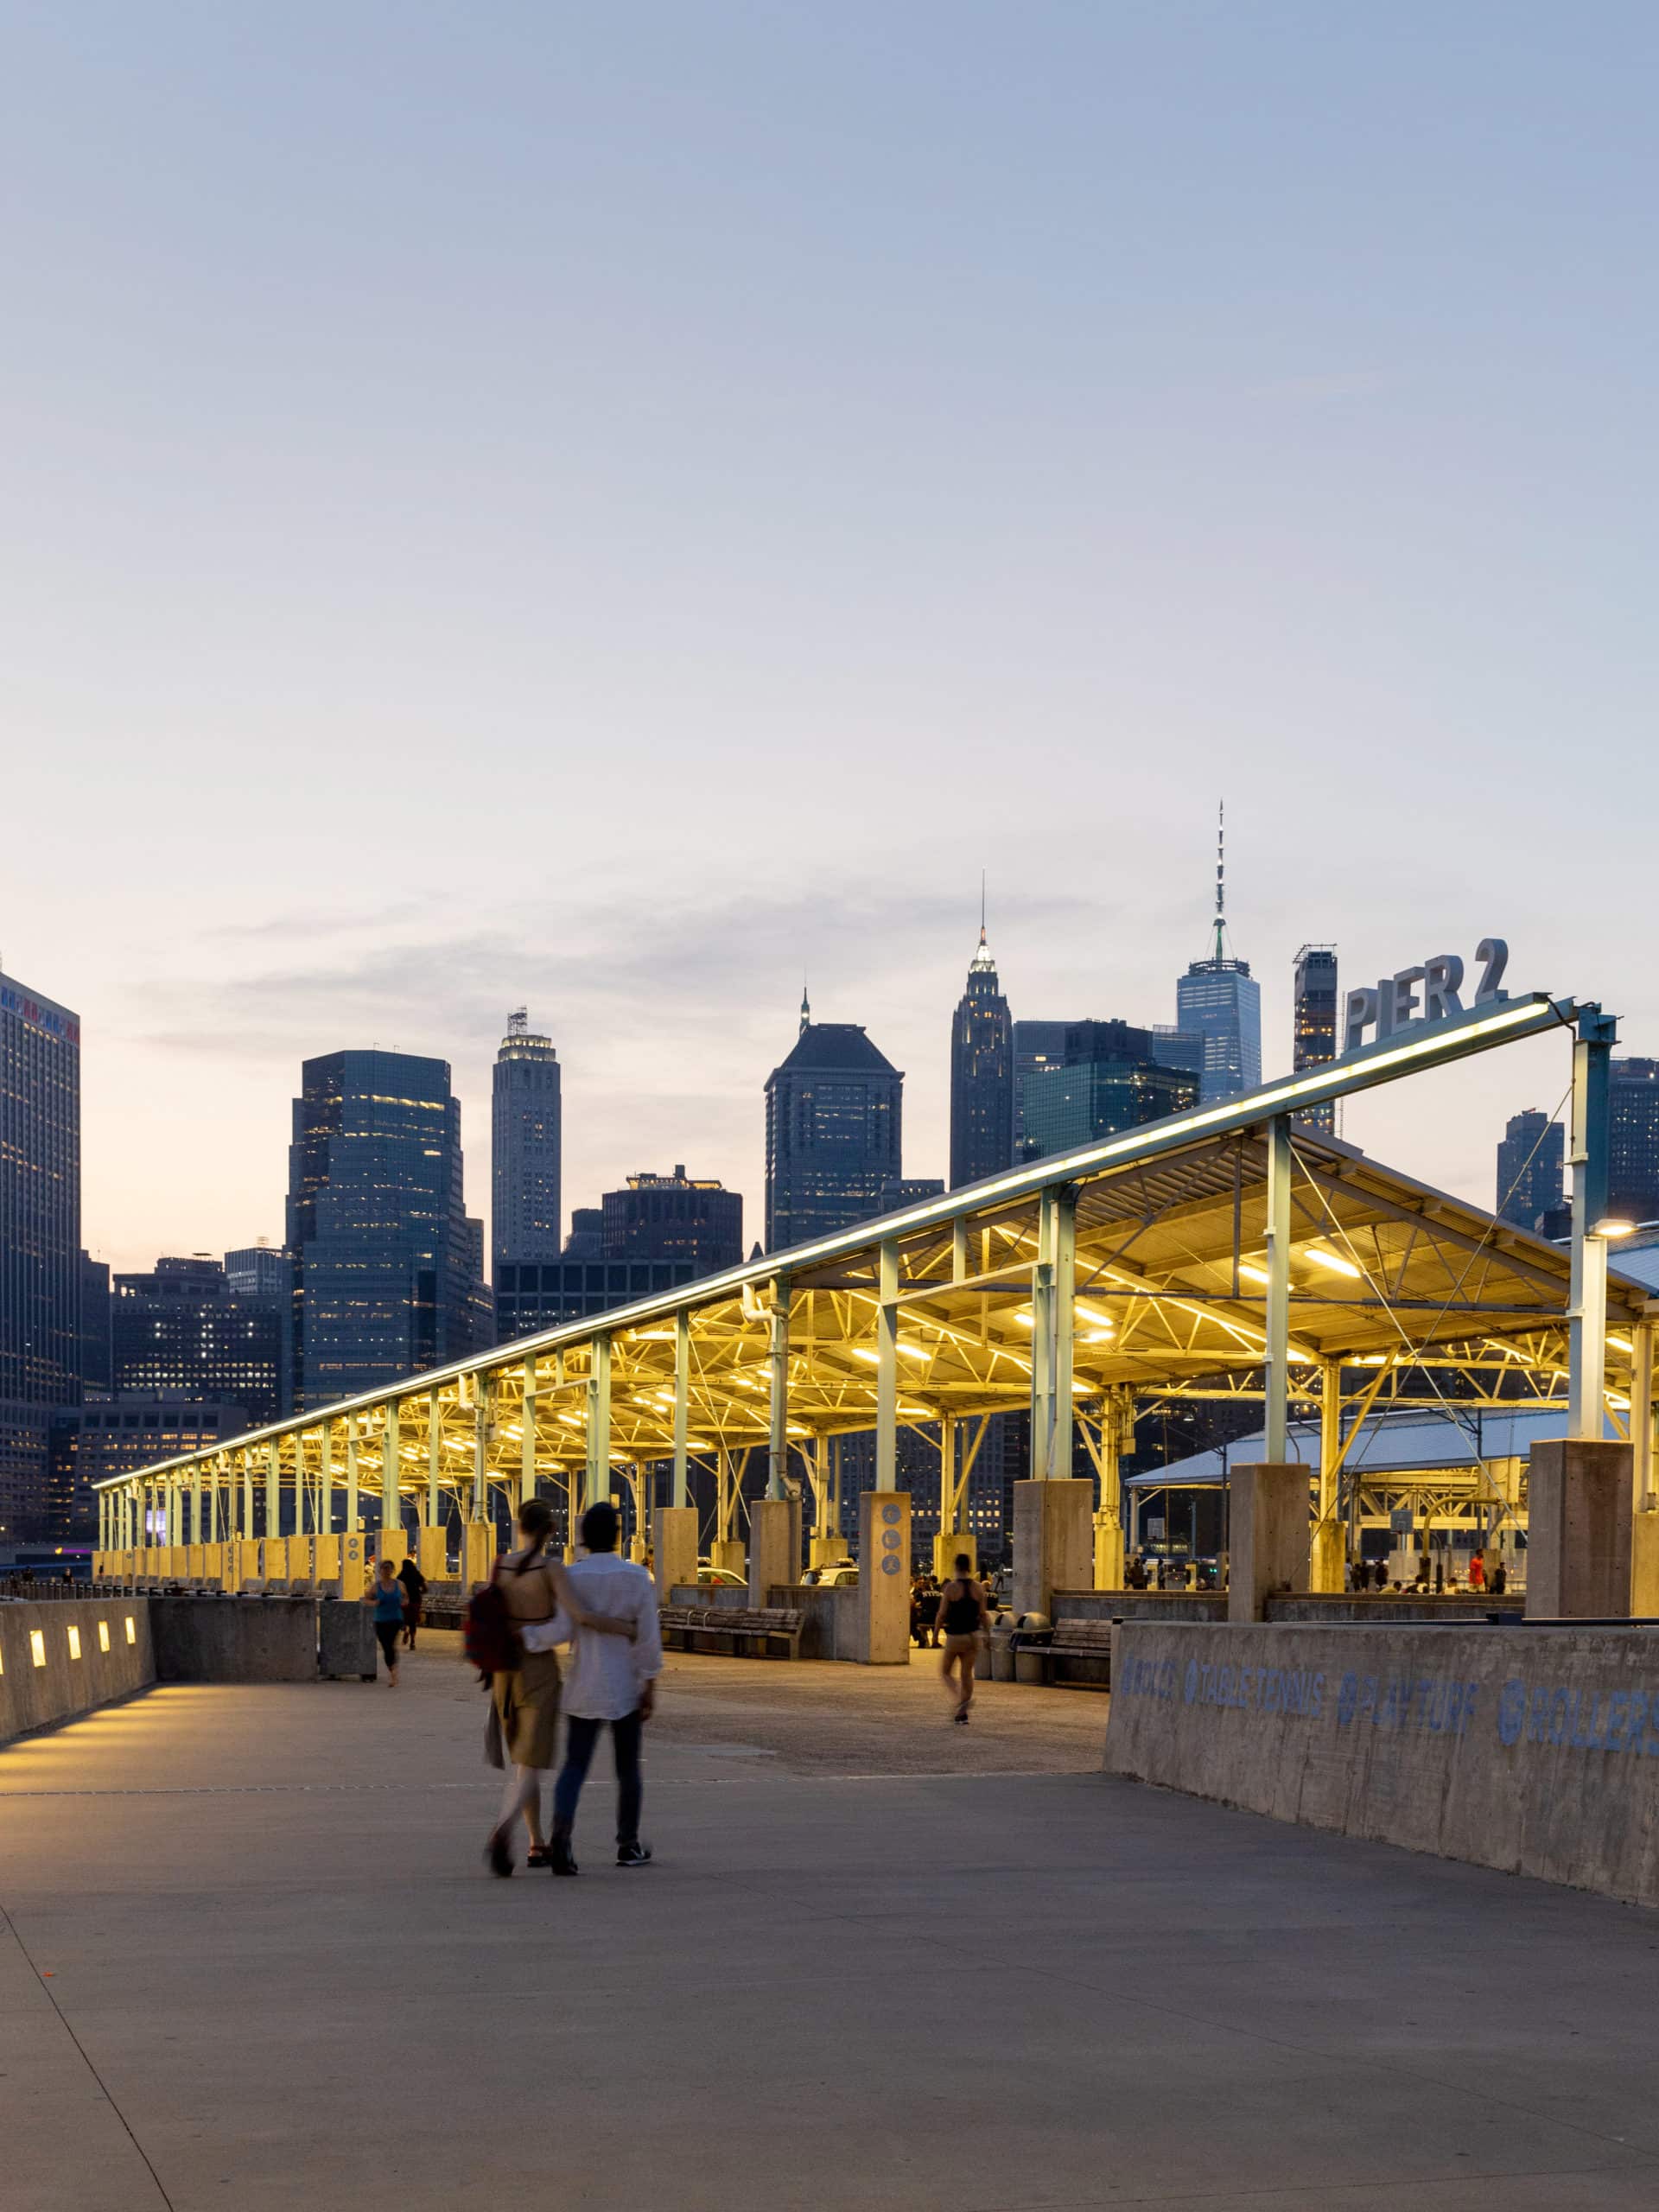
[1019,1021,1200,1161]
[1495,1109,1566,1232]
[286,1049,476,1408]
[950,927,1014,1188]
[1176,959,1262,1103]
[1292,944,1339,1135]
[601,1167,742,1272]
[111,1255,285,1427]
[0,969,81,1541]
[1610,1059,1659,1224]
[492,1008,562,1279]
[765,1011,903,1251]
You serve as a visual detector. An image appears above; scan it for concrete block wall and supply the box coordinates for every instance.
[0,1597,154,1745]
[1105,1619,1659,1909]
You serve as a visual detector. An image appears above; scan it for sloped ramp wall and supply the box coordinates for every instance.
[1103,1621,1659,1909]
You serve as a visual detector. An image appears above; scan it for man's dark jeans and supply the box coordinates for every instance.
[552,1710,643,1845]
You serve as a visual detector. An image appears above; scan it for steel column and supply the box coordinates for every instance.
[1050,1187,1075,1478]
[266,1441,280,1539]
[1313,1357,1345,1592]
[1637,1320,1656,1513]
[875,1241,899,1491]
[520,1357,537,1508]
[767,1279,791,1501]
[1263,1115,1293,1463]
[345,1414,359,1541]
[474,1375,493,1525]
[319,1421,334,1535]
[426,1389,442,1527]
[384,1399,401,1553]
[586,1336,612,1516]
[671,1310,690,1509]
[1568,1007,1616,1439]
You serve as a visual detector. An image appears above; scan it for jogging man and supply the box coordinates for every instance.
[549,1501,664,1873]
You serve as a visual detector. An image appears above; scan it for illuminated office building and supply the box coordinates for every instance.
[950,925,1014,1187]
[1292,944,1339,1135]
[0,969,81,1541]
[601,1167,742,1272]
[1175,805,1262,1103]
[492,1009,562,1277]
[1496,1110,1565,1233]
[765,996,903,1251]
[112,1255,284,1427]
[286,1049,478,1408]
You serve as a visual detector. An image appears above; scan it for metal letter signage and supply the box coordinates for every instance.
[1344,939,1509,1052]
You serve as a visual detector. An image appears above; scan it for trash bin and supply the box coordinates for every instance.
[318,1598,378,1681]
[1014,1613,1052,1686]
[989,1623,1016,1681]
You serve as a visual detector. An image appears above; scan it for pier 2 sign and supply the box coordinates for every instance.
[1344,939,1509,1052]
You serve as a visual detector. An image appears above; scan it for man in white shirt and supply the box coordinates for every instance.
[549,1501,664,1874]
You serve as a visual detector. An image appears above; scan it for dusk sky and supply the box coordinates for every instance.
[4,4,1655,1273]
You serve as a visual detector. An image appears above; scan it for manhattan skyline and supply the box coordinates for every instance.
[4,5,1653,1270]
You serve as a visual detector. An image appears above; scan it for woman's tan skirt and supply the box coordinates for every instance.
[490,1648,562,1769]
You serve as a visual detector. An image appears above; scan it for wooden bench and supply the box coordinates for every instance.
[659,1605,803,1661]
[1020,1619,1115,1689]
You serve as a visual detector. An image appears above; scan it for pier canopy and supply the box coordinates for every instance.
[92,994,1656,1586]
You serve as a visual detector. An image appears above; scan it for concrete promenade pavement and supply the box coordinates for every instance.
[5,1644,1659,2211]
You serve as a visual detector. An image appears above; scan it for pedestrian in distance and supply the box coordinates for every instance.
[934,1553,988,1726]
[368,1559,407,1686]
[910,1570,931,1648]
[396,1552,428,1648]
[477,1498,637,1878]
[548,1500,664,1875]
[1469,1548,1486,1592]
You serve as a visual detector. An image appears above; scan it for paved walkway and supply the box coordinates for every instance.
[4,1645,1659,2210]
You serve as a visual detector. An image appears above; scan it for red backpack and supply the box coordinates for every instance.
[463,1556,523,1681]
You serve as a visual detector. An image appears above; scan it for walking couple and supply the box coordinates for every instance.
[484,1497,662,1878]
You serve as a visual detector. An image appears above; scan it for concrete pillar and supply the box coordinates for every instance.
[464,1520,495,1590]
[855,1488,911,1663]
[748,1496,796,1605]
[933,1531,978,1580]
[418,1522,448,1584]
[653,1504,698,1605]
[1012,1477,1092,1621]
[1526,1438,1634,1618]
[710,1537,747,1576]
[1227,1463,1312,1623]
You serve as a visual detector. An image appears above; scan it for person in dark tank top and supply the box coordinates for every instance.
[934,1553,988,1725]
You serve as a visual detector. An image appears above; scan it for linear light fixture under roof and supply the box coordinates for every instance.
[98,991,1580,1492]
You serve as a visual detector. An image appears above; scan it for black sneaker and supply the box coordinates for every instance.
[615,1840,653,1868]
[550,1837,579,1878]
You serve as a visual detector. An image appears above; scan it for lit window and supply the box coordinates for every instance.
[124,1616,137,1644]
[67,1625,81,1660]
[98,1620,111,1652]
[30,1630,47,1668]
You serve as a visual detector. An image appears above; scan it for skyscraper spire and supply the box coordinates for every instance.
[969,874,995,972]
[1211,799,1229,963]
[799,977,811,1034]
